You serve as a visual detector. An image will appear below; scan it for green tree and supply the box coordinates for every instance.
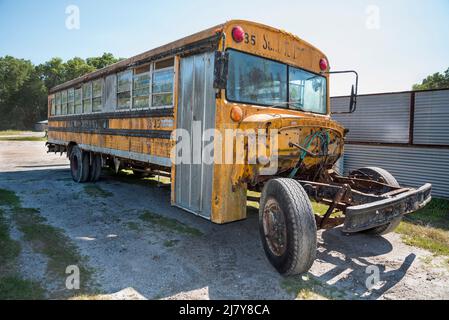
[0,56,46,129]
[63,57,96,82]
[0,53,122,130]
[86,52,122,70]
[35,57,66,90]
[413,67,449,90]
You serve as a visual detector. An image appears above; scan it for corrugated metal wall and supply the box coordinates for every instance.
[331,89,449,199]
[414,90,449,145]
[332,93,411,143]
[343,144,449,199]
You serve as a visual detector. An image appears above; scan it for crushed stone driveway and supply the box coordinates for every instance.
[1,140,448,300]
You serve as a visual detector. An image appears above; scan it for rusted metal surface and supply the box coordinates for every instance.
[49,25,224,93]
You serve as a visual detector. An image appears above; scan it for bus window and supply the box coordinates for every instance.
[117,70,132,110]
[50,96,55,116]
[133,65,150,109]
[83,82,92,113]
[92,79,103,112]
[227,50,287,106]
[68,88,75,114]
[74,88,82,114]
[55,92,61,115]
[61,90,68,115]
[152,58,174,107]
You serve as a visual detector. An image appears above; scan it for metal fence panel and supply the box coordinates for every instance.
[414,90,449,145]
[343,144,449,199]
[331,93,411,143]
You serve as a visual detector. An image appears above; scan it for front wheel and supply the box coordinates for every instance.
[259,178,317,276]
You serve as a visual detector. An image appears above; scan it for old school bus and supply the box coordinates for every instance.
[47,20,431,275]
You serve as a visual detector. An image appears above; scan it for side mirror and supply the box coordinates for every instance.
[328,70,359,114]
[213,51,229,90]
[349,84,356,113]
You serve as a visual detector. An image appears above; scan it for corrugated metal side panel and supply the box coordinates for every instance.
[331,93,411,143]
[104,75,117,112]
[343,144,449,199]
[414,90,449,145]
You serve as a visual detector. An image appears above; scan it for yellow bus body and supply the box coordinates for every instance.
[47,20,345,224]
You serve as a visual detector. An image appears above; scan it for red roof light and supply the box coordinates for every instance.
[232,26,245,43]
[319,58,328,71]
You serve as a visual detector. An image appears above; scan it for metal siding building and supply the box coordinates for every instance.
[332,93,411,143]
[331,89,449,199]
[413,90,449,145]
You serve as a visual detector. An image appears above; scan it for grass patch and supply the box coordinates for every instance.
[163,239,180,248]
[139,211,203,237]
[0,188,21,208]
[0,130,26,136]
[0,209,21,265]
[0,276,46,300]
[404,198,449,230]
[12,207,93,295]
[394,198,449,258]
[126,222,141,231]
[84,185,113,198]
[396,222,449,256]
[0,136,47,142]
[281,274,347,300]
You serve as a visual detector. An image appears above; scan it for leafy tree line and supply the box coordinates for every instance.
[413,67,449,91]
[0,53,122,130]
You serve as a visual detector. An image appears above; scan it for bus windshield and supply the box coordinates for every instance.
[226,49,327,114]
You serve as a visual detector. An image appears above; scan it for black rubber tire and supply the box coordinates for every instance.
[259,178,317,276]
[69,146,90,183]
[350,167,402,235]
[88,154,102,182]
[350,166,399,186]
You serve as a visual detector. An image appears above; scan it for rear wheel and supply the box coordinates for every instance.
[69,146,90,183]
[350,167,402,235]
[88,154,102,182]
[259,178,317,275]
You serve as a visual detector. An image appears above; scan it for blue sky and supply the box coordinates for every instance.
[0,0,448,96]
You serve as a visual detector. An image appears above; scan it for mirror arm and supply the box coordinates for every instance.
[324,70,359,114]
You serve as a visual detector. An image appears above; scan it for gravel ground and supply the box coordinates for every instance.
[1,140,448,300]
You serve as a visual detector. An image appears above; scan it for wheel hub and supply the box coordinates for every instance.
[262,198,287,256]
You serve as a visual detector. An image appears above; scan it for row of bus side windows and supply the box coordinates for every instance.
[50,58,175,116]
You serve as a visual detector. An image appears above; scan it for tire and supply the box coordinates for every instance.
[88,154,102,182]
[259,178,317,276]
[69,146,90,183]
[350,166,399,187]
[350,167,402,235]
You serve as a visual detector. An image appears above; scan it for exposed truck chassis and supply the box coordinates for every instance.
[251,171,432,233]
[297,175,431,232]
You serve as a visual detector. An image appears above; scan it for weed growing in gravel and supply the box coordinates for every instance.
[84,185,113,198]
[12,207,92,283]
[126,222,141,231]
[0,208,21,265]
[139,211,203,237]
[0,188,21,208]
[0,276,45,300]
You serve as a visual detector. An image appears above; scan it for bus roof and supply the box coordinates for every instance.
[50,20,326,94]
